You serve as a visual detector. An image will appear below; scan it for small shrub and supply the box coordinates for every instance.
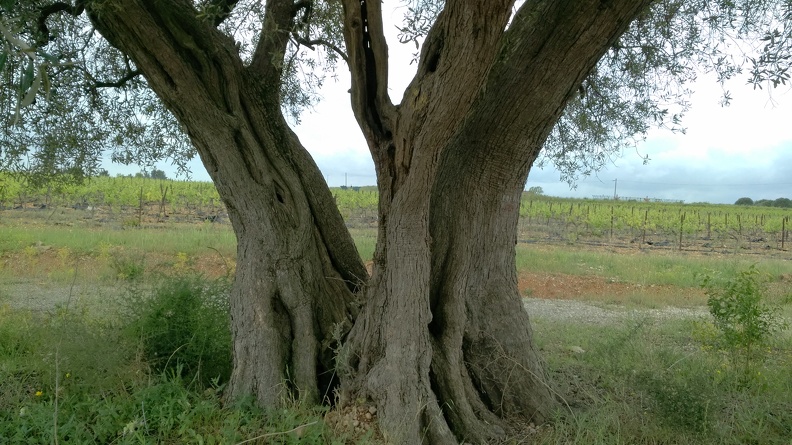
[700,265,788,376]
[121,218,141,228]
[111,252,146,281]
[638,368,713,433]
[124,275,232,387]
[172,251,193,273]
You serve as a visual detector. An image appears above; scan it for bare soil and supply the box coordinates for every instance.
[2,207,787,322]
[1,247,708,323]
[0,248,233,313]
[517,271,699,301]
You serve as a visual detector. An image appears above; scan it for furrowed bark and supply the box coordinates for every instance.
[87,0,366,407]
[428,0,653,432]
[85,0,655,443]
[341,0,652,443]
[340,1,519,443]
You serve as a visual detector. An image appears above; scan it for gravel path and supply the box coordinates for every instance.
[2,279,710,324]
[0,281,122,314]
[523,298,709,324]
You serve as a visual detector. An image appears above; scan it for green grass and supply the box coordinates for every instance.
[0,221,236,257]
[3,292,789,444]
[516,243,792,288]
[123,274,233,387]
[5,206,788,289]
[0,279,367,445]
[0,218,237,285]
[349,227,377,261]
[2,217,792,443]
[531,315,792,444]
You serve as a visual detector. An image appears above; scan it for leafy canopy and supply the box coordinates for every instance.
[1,0,790,185]
[0,0,343,184]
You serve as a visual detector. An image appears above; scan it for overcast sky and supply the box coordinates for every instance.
[128,8,792,205]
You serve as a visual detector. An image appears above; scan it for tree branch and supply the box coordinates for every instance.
[35,2,140,94]
[292,0,313,27]
[67,62,141,91]
[94,69,142,88]
[438,0,655,192]
[292,1,312,14]
[340,0,394,143]
[36,1,85,46]
[290,32,348,63]
[249,0,295,96]
[386,1,514,171]
[289,0,347,60]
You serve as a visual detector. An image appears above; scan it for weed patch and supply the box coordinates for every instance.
[700,265,789,378]
[532,313,792,445]
[637,366,714,433]
[123,274,232,387]
[0,281,352,444]
[110,250,146,281]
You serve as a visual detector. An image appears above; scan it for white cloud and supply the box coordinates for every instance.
[527,72,792,204]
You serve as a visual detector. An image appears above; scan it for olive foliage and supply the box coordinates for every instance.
[1,0,790,184]
[543,0,792,184]
[0,0,343,183]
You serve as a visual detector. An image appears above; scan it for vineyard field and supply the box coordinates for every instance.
[0,174,224,220]
[1,174,789,255]
[518,197,791,254]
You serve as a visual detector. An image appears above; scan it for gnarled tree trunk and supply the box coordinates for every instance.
[88,0,366,407]
[88,0,652,443]
[339,0,652,443]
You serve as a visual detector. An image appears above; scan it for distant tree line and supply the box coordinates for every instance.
[102,169,169,180]
[734,197,792,208]
[139,169,169,180]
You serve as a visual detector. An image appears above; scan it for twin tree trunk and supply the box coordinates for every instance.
[88,0,650,443]
[338,1,650,443]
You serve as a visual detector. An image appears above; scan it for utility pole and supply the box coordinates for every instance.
[613,178,617,200]
[345,173,348,188]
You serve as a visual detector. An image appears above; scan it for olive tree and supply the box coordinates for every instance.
[2,0,790,443]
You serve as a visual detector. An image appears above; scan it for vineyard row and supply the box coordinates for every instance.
[1,175,789,250]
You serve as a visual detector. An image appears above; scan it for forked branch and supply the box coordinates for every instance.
[290,2,349,64]
[94,69,142,88]
[340,0,394,141]
[290,33,348,63]
[67,61,141,91]
[36,1,86,46]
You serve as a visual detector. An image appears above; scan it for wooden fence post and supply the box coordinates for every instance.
[642,209,648,246]
[138,187,144,225]
[610,205,614,241]
[678,212,685,250]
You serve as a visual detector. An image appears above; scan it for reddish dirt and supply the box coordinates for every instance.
[517,271,708,304]
[3,232,784,307]
[361,260,707,304]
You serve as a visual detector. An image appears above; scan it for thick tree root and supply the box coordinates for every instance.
[341,275,555,445]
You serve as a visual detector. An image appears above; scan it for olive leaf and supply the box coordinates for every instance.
[20,65,43,108]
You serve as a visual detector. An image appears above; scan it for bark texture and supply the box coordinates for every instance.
[83,0,655,443]
[340,0,653,443]
[87,0,366,407]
